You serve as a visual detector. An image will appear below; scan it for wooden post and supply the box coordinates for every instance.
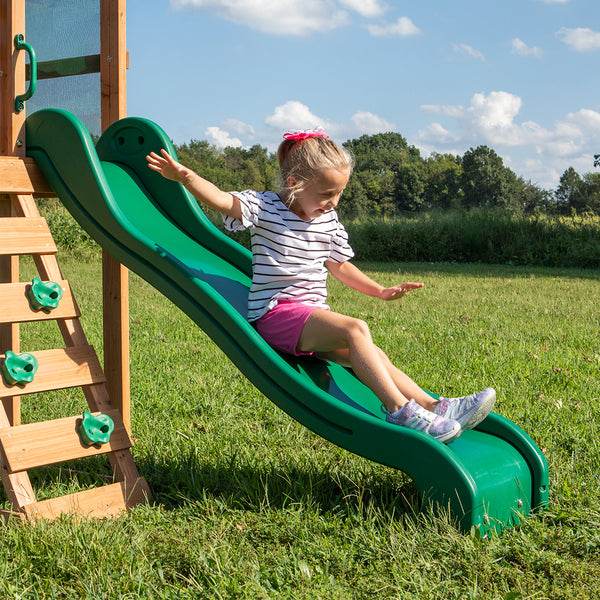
[0,0,26,425]
[0,0,26,156]
[100,0,130,431]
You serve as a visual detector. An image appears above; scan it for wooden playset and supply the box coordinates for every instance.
[0,0,149,520]
[1,0,548,534]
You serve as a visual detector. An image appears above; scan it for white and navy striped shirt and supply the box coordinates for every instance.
[223,190,354,322]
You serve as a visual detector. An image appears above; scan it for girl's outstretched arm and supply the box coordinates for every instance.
[326,260,424,301]
[146,149,242,220]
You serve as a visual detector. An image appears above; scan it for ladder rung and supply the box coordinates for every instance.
[0,280,80,324]
[0,217,56,256]
[0,346,106,399]
[22,478,151,520]
[0,409,131,473]
[0,157,54,195]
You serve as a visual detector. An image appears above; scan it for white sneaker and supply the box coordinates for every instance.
[434,388,496,430]
[386,399,462,444]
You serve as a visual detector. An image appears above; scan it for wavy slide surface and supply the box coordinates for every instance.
[26,109,548,532]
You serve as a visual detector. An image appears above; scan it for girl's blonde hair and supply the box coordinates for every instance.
[277,136,354,206]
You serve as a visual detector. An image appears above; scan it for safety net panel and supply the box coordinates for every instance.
[25,0,101,137]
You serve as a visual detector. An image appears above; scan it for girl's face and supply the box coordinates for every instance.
[287,168,350,221]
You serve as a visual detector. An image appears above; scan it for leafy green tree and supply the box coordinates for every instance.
[555,167,584,213]
[344,132,410,173]
[343,133,425,215]
[360,169,397,215]
[424,153,463,210]
[518,178,552,214]
[246,144,278,191]
[461,146,519,210]
[556,169,600,214]
[581,172,600,213]
[175,140,227,188]
[394,162,426,212]
[338,176,370,218]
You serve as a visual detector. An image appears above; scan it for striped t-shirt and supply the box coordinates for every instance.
[223,190,354,322]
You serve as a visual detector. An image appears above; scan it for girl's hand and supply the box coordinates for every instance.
[146,149,190,183]
[380,282,424,301]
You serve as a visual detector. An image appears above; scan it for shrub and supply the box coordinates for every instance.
[346,209,600,268]
[38,198,99,258]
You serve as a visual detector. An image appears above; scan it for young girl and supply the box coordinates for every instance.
[146,127,495,444]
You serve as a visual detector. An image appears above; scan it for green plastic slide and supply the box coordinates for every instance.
[26,109,548,533]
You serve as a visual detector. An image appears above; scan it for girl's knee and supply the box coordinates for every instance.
[345,317,372,341]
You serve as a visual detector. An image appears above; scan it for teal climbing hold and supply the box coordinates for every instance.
[27,277,63,312]
[1,351,39,386]
[78,411,115,446]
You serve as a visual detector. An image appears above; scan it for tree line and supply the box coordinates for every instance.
[174,133,600,219]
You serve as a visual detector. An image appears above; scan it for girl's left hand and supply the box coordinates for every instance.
[380,282,424,301]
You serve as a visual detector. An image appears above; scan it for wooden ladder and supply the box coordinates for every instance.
[0,163,150,521]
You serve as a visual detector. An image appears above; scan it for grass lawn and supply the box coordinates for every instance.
[1,254,599,599]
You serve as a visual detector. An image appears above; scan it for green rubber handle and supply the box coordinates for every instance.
[14,34,37,112]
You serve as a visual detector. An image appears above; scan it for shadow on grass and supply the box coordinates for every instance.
[138,452,421,520]
[0,447,421,522]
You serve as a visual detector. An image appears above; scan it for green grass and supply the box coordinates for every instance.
[2,254,600,599]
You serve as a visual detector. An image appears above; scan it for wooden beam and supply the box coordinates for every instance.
[27,55,101,81]
[100,0,130,432]
[22,478,150,520]
[0,157,55,196]
[0,1,26,157]
[0,386,36,509]
[101,0,127,127]
[0,0,26,428]
[101,255,130,429]
[0,199,20,427]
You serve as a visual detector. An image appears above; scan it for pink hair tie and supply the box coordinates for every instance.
[283,126,329,141]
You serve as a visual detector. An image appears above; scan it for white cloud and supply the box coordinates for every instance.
[171,0,420,38]
[264,100,330,132]
[339,0,386,18]
[452,43,485,61]
[511,38,543,58]
[263,101,394,141]
[417,122,460,146]
[220,118,255,138]
[416,91,600,187]
[201,101,395,152]
[350,111,395,133]
[420,91,549,147]
[205,126,243,148]
[557,27,600,52]
[420,104,464,119]
[171,0,349,36]
[366,17,420,37]
[469,92,523,137]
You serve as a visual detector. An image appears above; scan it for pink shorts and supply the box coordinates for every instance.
[254,300,329,356]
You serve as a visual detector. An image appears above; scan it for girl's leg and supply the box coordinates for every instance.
[321,346,437,411]
[297,310,434,413]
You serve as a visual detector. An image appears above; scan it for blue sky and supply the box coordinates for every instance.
[126,0,600,189]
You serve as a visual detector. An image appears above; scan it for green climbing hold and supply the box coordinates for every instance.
[78,411,115,446]
[1,350,39,386]
[27,277,63,312]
